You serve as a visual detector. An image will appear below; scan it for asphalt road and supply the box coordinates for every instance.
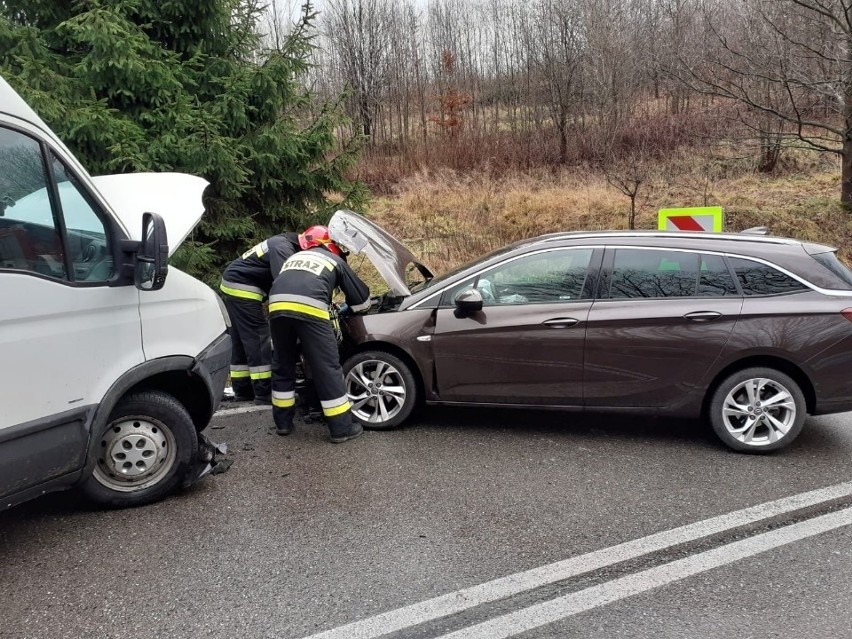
[3,405,852,639]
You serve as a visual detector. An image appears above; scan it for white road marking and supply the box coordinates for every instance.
[437,506,852,639]
[301,480,852,639]
[214,404,272,417]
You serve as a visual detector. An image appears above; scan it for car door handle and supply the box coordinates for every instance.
[683,311,723,322]
[543,317,580,328]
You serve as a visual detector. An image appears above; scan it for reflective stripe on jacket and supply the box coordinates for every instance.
[221,233,301,298]
[268,247,370,322]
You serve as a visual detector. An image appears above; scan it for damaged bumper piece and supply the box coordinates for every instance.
[185,433,232,488]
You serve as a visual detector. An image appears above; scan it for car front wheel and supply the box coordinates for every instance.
[343,350,418,430]
[708,367,807,453]
[80,391,199,507]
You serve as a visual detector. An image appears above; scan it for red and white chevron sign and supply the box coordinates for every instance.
[657,207,724,232]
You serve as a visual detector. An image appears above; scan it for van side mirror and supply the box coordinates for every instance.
[135,212,168,291]
[454,288,483,317]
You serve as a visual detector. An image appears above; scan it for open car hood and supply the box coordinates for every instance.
[328,210,433,296]
[92,173,209,257]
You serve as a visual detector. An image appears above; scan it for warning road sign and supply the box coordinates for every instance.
[658,206,724,232]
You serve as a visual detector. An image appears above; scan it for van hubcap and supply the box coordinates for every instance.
[93,417,176,492]
[346,360,406,424]
[722,378,796,446]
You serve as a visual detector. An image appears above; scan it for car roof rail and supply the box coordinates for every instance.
[535,230,797,245]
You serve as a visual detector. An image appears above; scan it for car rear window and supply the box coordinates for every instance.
[811,251,852,288]
[727,257,808,296]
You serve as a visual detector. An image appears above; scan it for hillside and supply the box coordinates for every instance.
[352,159,852,284]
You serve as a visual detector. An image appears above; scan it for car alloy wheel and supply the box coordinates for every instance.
[93,416,177,492]
[346,359,407,425]
[709,366,807,453]
[721,377,797,447]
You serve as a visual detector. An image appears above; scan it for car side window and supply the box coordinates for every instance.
[728,257,808,296]
[475,249,593,306]
[0,127,67,279]
[50,154,114,281]
[609,249,699,298]
[698,254,738,296]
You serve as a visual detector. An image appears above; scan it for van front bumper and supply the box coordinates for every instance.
[193,331,232,422]
[186,331,232,485]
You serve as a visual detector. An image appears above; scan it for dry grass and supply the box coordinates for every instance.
[354,154,852,283]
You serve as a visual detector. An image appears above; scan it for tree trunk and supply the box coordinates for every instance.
[558,109,568,164]
[360,95,372,139]
[844,86,852,204]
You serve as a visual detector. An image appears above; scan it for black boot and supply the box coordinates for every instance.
[329,423,363,444]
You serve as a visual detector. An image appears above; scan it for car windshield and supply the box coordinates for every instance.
[408,240,529,294]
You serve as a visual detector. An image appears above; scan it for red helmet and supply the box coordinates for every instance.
[298,225,341,256]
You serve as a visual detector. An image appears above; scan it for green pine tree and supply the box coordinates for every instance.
[0,0,366,284]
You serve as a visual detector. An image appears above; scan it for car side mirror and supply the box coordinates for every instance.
[135,212,168,291]
[454,288,483,317]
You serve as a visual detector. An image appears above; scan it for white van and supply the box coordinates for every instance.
[0,77,231,509]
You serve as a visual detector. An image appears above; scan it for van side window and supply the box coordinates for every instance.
[50,154,114,281]
[0,127,67,279]
[728,257,808,296]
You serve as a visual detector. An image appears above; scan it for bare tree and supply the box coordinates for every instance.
[678,0,852,202]
[604,151,652,230]
[324,0,396,140]
[533,0,583,164]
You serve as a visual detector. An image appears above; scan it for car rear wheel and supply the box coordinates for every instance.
[80,391,198,507]
[343,350,418,430]
[709,367,806,453]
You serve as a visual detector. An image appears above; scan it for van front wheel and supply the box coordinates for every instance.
[80,391,198,508]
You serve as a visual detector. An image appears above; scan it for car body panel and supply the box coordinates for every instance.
[432,302,591,404]
[711,292,852,412]
[583,296,743,407]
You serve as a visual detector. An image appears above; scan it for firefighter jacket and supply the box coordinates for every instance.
[268,247,371,322]
[220,232,301,301]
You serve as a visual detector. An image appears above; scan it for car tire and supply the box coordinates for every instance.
[80,391,198,508]
[708,367,807,453]
[343,350,418,430]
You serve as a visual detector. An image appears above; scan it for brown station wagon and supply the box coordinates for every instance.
[328,211,852,453]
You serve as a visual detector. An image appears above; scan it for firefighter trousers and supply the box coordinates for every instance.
[223,296,272,399]
[270,314,355,437]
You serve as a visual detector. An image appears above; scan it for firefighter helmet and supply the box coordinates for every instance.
[298,225,341,256]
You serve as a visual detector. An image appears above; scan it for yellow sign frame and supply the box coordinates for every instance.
[658,206,724,232]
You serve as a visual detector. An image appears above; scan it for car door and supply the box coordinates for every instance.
[583,247,743,408]
[431,247,600,405]
[0,123,143,498]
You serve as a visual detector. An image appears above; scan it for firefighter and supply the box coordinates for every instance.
[268,225,371,443]
[220,232,302,403]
